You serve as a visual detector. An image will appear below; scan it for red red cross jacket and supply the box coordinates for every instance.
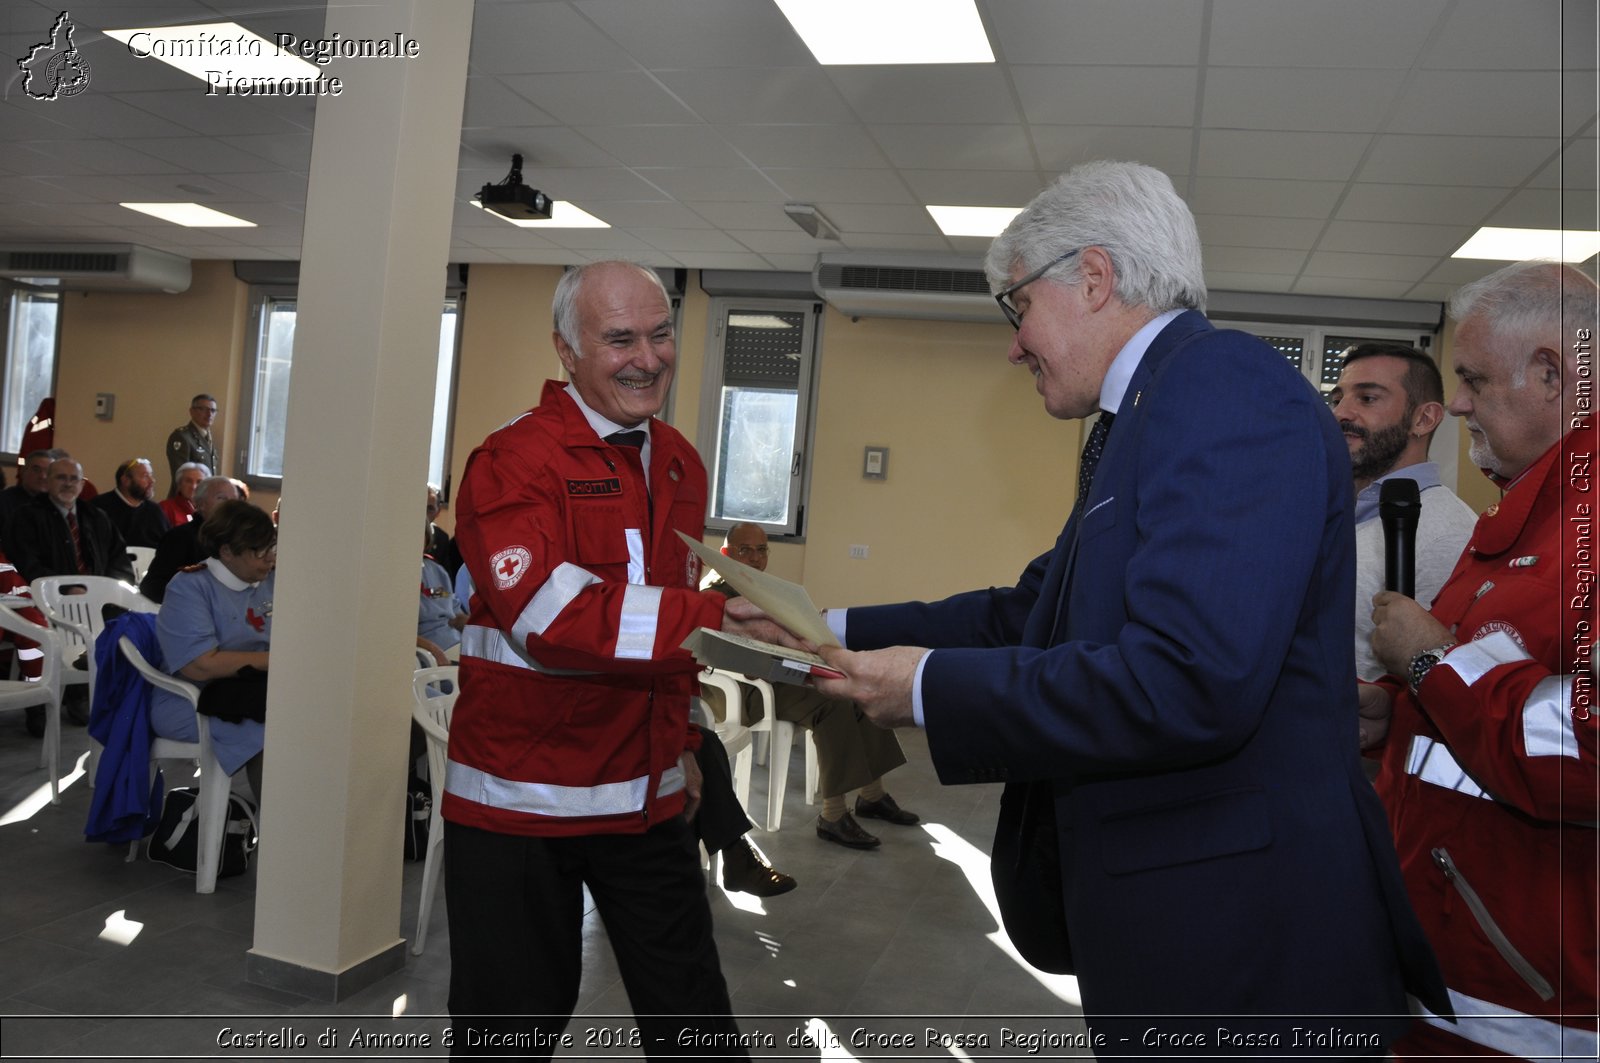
[1373,419,1596,1060]
[443,381,725,837]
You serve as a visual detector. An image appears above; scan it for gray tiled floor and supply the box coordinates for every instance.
[0,711,1088,1060]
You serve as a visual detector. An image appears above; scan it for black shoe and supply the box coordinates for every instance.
[25,704,46,738]
[62,687,89,726]
[854,793,919,826]
[719,839,796,897]
[816,811,879,849]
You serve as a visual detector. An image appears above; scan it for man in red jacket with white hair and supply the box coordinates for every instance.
[445,261,775,1058]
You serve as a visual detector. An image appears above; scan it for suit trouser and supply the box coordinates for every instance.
[691,726,750,855]
[764,686,906,799]
[444,818,746,1060]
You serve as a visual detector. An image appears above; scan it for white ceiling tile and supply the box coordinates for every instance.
[1291,276,1418,299]
[516,167,672,201]
[820,204,942,236]
[467,2,633,74]
[498,72,698,125]
[898,170,1047,206]
[1419,258,1519,288]
[1203,68,1406,132]
[574,0,811,69]
[1319,220,1469,257]
[1195,214,1327,250]
[1302,251,1439,281]
[868,125,1035,171]
[463,127,619,170]
[1387,72,1568,138]
[1360,134,1558,187]
[638,167,779,203]
[683,202,789,229]
[1403,282,1464,302]
[119,89,315,138]
[1188,177,1347,218]
[827,66,1021,125]
[1487,187,1598,230]
[715,125,887,169]
[462,78,559,127]
[634,228,748,253]
[1527,139,1598,191]
[1206,271,1295,293]
[114,135,284,173]
[1196,130,1371,181]
[0,98,80,140]
[1421,0,1586,71]
[763,169,915,205]
[988,0,1204,65]
[656,68,856,124]
[670,252,771,270]
[1203,246,1311,274]
[1031,126,1194,176]
[841,233,953,253]
[1210,0,1448,68]
[585,125,745,168]
[1337,183,1512,226]
[727,229,838,254]
[1012,66,1197,127]
[581,202,709,229]
[757,253,822,273]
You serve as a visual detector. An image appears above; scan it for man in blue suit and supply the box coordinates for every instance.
[803,162,1449,1053]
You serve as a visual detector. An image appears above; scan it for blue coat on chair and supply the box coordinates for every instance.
[846,311,1448,1050]
[84,611,163,844]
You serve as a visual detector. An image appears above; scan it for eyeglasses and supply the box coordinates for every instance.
[249,544,278,560]
[994,247,1082,330]
[732,545,769,558]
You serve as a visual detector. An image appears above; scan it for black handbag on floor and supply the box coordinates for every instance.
[148,787,258,878]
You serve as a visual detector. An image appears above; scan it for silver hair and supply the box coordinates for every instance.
[552,261,670,356]
[1448,261,1599,382]
[985,160,1206,314]
[194,475,237,507]
[175,461,211,478]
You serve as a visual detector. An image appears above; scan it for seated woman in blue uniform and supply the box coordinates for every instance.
[418,521,466,660]
[151,499,275,800]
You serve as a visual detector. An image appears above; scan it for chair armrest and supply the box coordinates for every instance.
[117,635,201,708]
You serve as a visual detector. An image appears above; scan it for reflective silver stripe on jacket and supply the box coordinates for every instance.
[616,584,662,660]
[445,760,685,818]
[458,624,595,676]
[625,528,645,586]
[1439,630,1529,686]
[1522,674,1578,759]
[1404,735,1491,801]
[1417,988,1596,1060]
[513,561,602,644]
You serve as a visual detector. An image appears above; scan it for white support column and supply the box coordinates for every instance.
[245,0,474,1000]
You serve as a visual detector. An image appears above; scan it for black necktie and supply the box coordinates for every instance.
[606,429,646,449]
[1075,411,1115,505]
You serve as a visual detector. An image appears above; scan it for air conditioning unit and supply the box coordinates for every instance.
[0,244,191,293]
[812,252,1000,323]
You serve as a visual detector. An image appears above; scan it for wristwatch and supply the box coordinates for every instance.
[1408,642,1457,694]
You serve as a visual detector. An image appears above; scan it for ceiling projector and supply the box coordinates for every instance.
[477,154,551,221]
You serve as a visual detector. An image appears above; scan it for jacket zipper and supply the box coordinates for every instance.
[1432,847,1554,1001]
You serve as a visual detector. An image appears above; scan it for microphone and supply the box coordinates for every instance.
[1379,478,1421,598]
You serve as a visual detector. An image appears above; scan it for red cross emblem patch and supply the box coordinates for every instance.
[490,546,533,590]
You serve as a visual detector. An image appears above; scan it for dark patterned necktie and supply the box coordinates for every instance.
[66,510,88,573]
[1075,411,1115,505]
[606,429,646,449]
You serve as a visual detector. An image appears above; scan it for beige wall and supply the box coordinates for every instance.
[51,260,247,498]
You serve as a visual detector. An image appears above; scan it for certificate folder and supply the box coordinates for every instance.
[681,628,843,687]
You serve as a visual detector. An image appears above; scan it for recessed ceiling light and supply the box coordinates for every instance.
[120,202,256,227]
[1452,226,1600,263]
[774,0,994,65]
[103,23,319,84]
[926,204,1022,238]
[469,200,609,229]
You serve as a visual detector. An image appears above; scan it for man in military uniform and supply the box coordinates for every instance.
[166,394,219,494]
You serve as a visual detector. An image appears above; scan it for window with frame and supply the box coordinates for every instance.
[1231,322,1437,395]
[1,286,60,457]
[697,298,821,539]
[239,287,463,491]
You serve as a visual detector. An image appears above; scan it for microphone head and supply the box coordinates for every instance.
[1379,477,1421,520]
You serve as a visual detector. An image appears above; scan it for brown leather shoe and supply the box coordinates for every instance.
[816,811,880,849]
[854,793,920,826]
[720,838,797,897]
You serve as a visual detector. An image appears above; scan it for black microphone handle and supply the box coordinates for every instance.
[1379,479,1421,598]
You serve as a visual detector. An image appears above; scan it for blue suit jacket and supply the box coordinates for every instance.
[848,312,1447,1039]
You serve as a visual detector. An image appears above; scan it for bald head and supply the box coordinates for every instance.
[722,522,769,572]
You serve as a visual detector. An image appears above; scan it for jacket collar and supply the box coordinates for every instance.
[205,556,256,591]
[1470,418,1588,557]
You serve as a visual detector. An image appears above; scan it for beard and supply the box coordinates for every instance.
[1466,425,1503,476]
[1347,420,1411,483]
[125,480,150,502]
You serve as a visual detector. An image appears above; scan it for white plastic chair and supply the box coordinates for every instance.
[31,576,158,702]
[698,668,755,811]
[0,604,65,803]
[709,669,819,831]
[125,547,156,584]
[117,635,235,894]
[410,665,458,956]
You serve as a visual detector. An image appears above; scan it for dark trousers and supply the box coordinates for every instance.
[445,817,746,1060]
[692,727,750,855]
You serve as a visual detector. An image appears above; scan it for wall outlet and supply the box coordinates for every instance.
[849,544,868,560]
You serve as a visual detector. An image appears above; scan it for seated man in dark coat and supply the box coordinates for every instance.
[7,458,134,584]
[89,458,170,549]
[140,476,240,603]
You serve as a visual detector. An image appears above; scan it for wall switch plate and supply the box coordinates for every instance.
[863,445,888,479]
[849,544,868,560]
[94,393,115,420]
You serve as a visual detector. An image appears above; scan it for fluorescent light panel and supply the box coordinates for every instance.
[927,204,1021,238]
[774,0,994,65]
[103,23,320,84]
[121,202,256,227]
[469,200,609,229]
[1452,226,1600,263]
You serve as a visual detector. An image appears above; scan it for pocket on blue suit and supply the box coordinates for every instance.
[1100,786,1271,875]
